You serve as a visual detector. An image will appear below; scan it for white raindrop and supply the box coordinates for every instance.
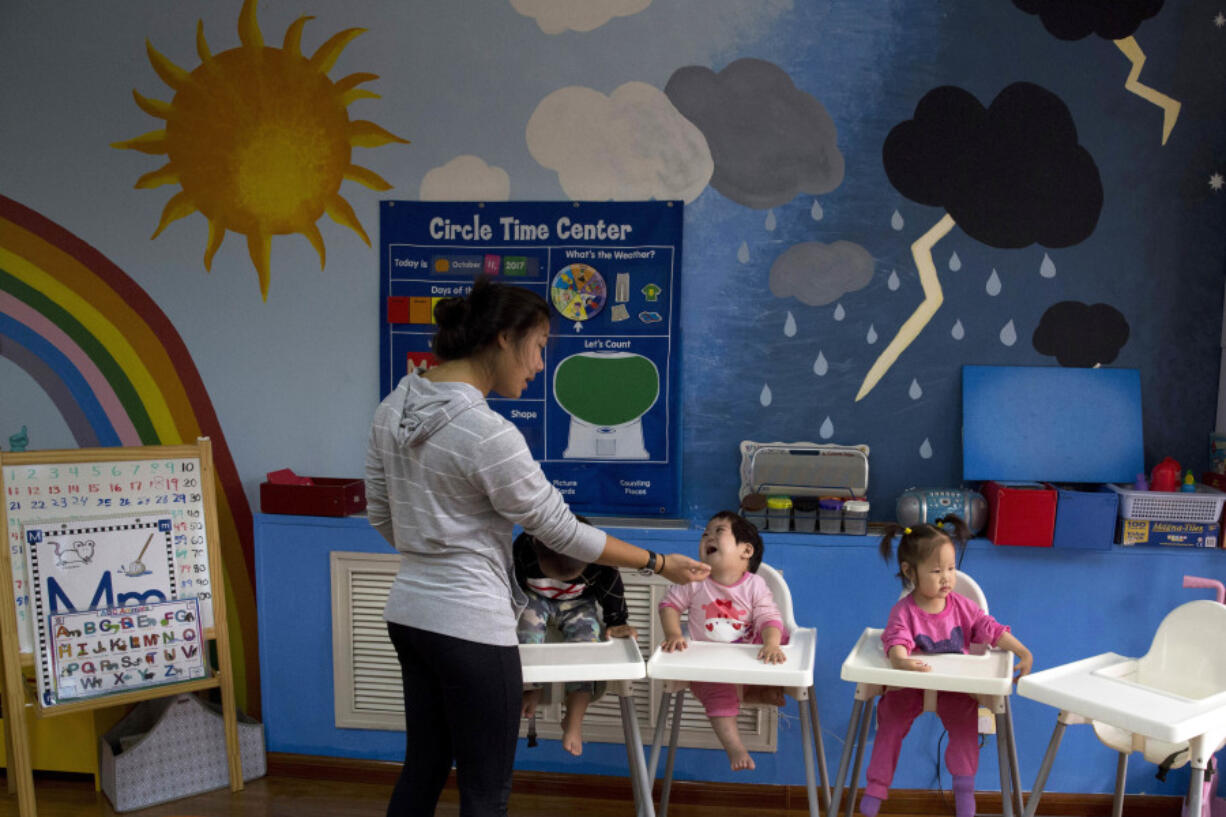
[891,210,904,231]
[986,268,1001,296]
[765,210,777,231]
[909,378,923,400]
[949,251,962,272]
[888,270,900,291]
[811,200,824,220]
[783,311,797,337]
[1000,319,1018,346]
[813,351,828,376]
[833,303,846,321]
[866,324,878,344]
[919,438,933,459]
[760,383,773,406]
[737,241,750,264]
[819,417,834,439]
[1040,253,1056,278]
[951,319,965,340]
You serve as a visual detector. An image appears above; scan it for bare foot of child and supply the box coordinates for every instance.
[561,710,584,756]
[711,715,755,771]
[521,688,542,719]
[742,685,786,706]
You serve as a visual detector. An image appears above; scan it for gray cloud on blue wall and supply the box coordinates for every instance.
[664,57,844,210]
[768,241,874,306]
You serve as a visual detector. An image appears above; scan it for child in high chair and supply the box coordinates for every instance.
[861,515,1033,817]
[514,525,637,756]
[658,510,787,771]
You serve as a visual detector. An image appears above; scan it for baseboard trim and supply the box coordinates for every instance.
[267,752,1183,816]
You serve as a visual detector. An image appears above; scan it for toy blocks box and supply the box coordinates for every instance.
[260,477,366,517]
[982,481,1056,547]
[1052,486,1119,550]
[1116,519,1221,547]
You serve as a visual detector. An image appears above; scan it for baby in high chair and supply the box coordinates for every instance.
[658,510,787,771]
[514,524,637,756]
[861,515,1033,817]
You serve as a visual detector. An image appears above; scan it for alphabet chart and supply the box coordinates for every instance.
[48,598,205,705]
[24,514,179,706]
[4,456,215,654]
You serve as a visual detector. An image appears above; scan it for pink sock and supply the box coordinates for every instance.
[859,794,882,817]
[952,775,975,817]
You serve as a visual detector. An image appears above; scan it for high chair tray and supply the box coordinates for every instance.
[645,628,816,687]
[1018,652,1226,743]
[840,627,1014,696]
[519,637,646,684]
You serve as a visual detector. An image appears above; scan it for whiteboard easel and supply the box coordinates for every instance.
[0,440,241,817]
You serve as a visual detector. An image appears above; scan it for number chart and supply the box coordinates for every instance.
[4,456,214,653]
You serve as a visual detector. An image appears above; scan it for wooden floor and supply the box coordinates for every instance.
[0,772,814,817]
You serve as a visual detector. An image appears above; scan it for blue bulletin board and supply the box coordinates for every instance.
[379,201,683,516]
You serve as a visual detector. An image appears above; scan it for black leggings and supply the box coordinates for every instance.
[385,622,522,817]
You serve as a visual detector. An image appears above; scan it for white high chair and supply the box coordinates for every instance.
[1019,599,1226,817]
[644,563,830,817]
[829,571,1024,817]
[519,637,658,816]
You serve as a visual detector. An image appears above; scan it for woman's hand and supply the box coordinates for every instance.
[606,624,638,640]
[659,552,710,584]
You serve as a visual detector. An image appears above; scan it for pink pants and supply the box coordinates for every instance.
[864,688,979,800]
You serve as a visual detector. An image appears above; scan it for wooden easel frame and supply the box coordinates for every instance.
[0,439,241,817]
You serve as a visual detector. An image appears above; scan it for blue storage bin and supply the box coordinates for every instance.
[1052,486,1119,549]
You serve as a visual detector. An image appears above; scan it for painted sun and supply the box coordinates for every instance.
[113,0,408,300]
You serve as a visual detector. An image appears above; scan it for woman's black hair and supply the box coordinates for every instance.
[709,510,765,573]
[432,275,551,361]
[878,514,970,587]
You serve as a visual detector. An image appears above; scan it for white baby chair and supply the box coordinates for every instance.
[644,563,830,817]
[1019,578,1226,817]
[830,570,1025,817]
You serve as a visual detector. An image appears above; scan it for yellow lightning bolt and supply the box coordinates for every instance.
[1115,36,1181,145]
[855,213,956,401]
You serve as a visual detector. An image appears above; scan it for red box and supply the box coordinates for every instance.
[260,477,366,517]
[982,481,1056,547]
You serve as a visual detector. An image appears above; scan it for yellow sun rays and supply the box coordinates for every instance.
[113,0,409,300]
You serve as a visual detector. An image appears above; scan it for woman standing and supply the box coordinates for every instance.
[366,276,708,817]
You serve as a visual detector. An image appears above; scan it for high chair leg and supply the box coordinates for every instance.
[1112,752,1127,817]
[807,685,832,810]
[799,697,820,817]
[1023,718,1068,817]
[1189,764,1207,817]
[1005,699,1023,817]
[647,692,672,780]
[830,698,866,817]
[659,690,686,817]
[995,711,1014,817]
[618,693,655,817]
[845,700,874,817]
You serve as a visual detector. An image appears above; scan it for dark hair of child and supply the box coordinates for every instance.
[520,515,592,580]
[878,514,971,587]
[709,510,765,573]
[432,275,551,361]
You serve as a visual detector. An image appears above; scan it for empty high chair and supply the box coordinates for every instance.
[1019,599,1226,817]
[830,571,1024,817]
[644,563,829,817]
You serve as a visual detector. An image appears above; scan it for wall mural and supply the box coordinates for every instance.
[112,0,408,300]
[0,194,259,712]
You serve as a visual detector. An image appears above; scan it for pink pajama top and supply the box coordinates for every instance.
[881,591,1008,655]
[660,572,786,644]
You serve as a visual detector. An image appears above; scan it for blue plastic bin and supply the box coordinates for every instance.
[1052,486,1119,550]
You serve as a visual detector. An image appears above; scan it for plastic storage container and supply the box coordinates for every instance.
[818,498,843,533]
[792,498,818,532]
[740,493,768,531]
[842,500,870,535]
[765,496,792,532]
[1107,483,1226,523]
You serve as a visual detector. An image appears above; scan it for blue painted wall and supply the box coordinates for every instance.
[257,513,1226,795]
